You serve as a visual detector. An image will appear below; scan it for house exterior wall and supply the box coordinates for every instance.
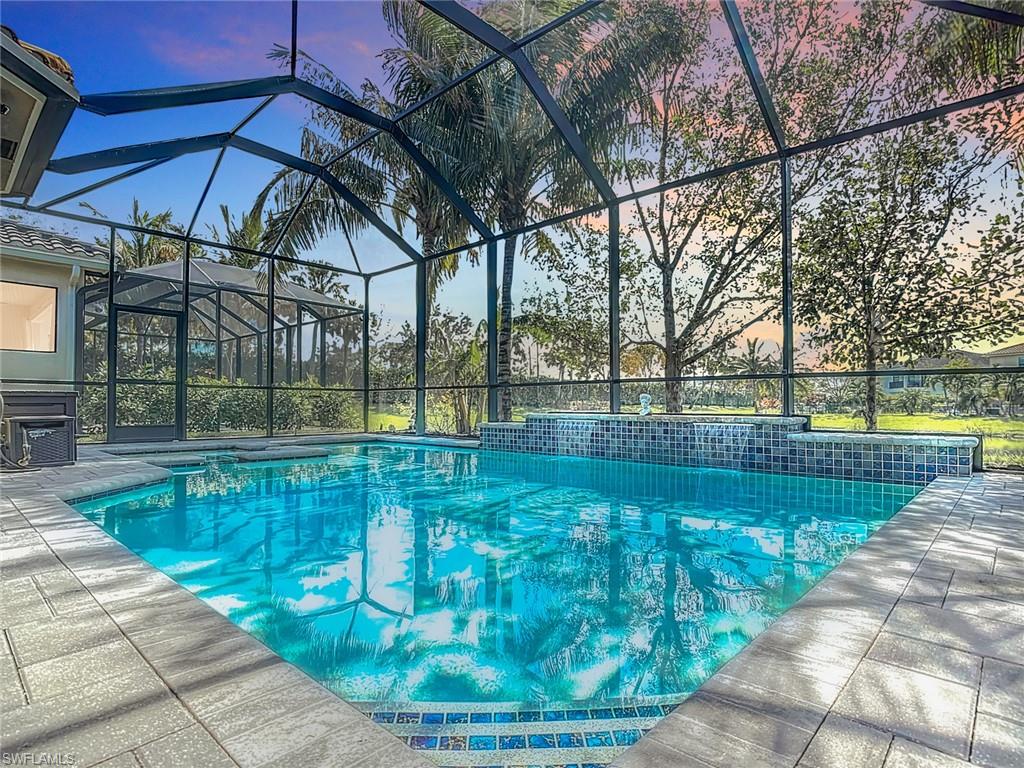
[989,353,1024,368]
[0,252,86,388]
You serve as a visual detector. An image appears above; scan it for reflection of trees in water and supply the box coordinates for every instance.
[625,517,711,696]
[87,448,897,706]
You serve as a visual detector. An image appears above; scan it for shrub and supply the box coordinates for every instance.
[273,387,313,431]
[313,389,360,430]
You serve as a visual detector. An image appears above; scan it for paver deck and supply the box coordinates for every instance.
[1,437,1021,768]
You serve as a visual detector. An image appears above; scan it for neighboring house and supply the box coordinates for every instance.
[881,350,988,394]
[879,347,1023,416]
[987,342,1024,369]
[881,346,1024,393]
[0,219,107,388]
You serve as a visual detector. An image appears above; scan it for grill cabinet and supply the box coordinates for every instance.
[0,391,78,467]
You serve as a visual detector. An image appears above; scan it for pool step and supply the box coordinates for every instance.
[359,703,676,768]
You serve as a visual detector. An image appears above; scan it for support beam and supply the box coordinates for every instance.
[721,0,786,155]
[363,276,371,432]
[781,157,795,416]
[231,136,424,263]
[81,76,394,130]
[82,77,294,114]
[51,134,424,265]
[319,318,327,385]
[266,258,276,436]
[920,0,1024,26]
[312,0,603,178]
[315,170,423,264]
[788,82,1024,156]
[78,74,491,241]
[390,127,494,238]
[608,204,621,413]
[38,158,172,209]
[105,228,116,438]
[290,0,299,76]
[486,240,498,422]
[177,241,191,440]
[415,262,427,435]
[187,95,275,237]
[47,134,231,174]
[419,0,615,202]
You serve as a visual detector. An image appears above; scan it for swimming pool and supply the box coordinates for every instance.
[75,443,918,767]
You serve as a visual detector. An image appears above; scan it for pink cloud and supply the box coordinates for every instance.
[137,3,292,80]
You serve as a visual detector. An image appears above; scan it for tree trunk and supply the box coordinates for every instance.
[420,227,439,371]
[661,266,680,412]
[497,236,518,421]
[454,389,469,434]
[864,343,879,431]
[751,380,760,414]
[474,388,485,430]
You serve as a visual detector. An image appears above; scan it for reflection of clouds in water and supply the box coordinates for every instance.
[203,594,248,615]
[300,560,357,591]
[366,508,414,613]
[286,593,337,613]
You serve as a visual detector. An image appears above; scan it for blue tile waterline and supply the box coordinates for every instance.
[73,443,919,767]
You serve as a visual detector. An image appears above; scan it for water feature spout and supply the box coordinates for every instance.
[693,422,754,469]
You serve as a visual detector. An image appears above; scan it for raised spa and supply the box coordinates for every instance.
[74,443,919,767]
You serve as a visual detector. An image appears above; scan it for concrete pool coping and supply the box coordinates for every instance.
[2,438,1022,768]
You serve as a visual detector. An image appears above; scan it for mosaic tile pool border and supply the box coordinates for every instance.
[367,704,677,726]
[402,728,645,751]
[479,415,977,485]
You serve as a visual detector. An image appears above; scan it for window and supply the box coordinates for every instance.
[0,281,57,352]
[888,377,905,390]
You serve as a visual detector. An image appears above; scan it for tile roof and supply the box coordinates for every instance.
[911,350,991,369]
[988,341,1024,357]
[0,218,107,260]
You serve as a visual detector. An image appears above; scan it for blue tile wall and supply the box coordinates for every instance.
[479,416,974,485]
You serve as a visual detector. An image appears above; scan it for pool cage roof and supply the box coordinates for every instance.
[89,259,362,320]
[7,0,1023,278]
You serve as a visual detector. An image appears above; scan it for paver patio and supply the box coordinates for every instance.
[1,443,1022,768]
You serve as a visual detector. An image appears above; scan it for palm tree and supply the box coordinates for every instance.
[258,0,656,420]
[388,0,656,419]
[724,338,777,414]
[923,1,1024,88]
[207,203,273,263]
[82,198,188,369]
[83,198,184,269]
[262,7,476,266]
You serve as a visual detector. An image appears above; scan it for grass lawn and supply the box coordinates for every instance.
[368,410,414,432]
[809,412,1024,438]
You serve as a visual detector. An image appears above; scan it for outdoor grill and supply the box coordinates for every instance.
[0,390,78,467]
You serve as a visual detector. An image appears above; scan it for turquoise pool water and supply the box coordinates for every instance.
[75,444,918,766]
